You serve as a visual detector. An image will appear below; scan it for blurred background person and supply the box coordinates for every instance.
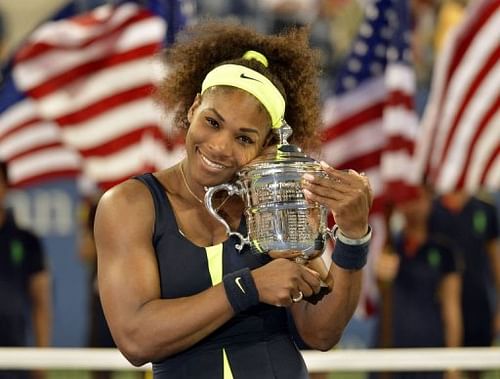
[79,195,123,379]
[256,0,320,34]
[429,190,500,379]
[373,186,463,379]
[0,160,52,379]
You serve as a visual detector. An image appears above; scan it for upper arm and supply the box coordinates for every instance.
[486,238,500,287]
[439,272,461,304]
[29,270,51,307]
[94,180,162,344]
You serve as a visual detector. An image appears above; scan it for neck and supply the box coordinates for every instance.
[442,191,468,212]
[179,162,205,205]
[177,163,233,212]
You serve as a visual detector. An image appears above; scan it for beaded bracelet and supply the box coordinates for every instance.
[222,268,260,313]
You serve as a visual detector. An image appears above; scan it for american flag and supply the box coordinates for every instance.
[0,71,81,186]
[413,0,500,193]
[321,0,418,316]
[0,1,189,189]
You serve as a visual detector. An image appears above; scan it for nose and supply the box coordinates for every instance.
[207,131,232,158]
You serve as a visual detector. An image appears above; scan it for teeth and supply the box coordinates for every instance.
[201,154,225,169]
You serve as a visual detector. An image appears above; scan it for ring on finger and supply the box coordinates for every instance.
[291,291,303,303]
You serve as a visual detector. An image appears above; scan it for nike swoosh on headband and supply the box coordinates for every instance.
[240,73,262,82]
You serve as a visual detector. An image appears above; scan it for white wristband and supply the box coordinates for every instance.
[332,224,372,246]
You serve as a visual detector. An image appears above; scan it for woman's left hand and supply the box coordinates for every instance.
[301,161,373,239]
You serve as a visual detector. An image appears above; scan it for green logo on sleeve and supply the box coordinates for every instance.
[10,240,24,266]
[473,210,487,235]
[428,248,441,269]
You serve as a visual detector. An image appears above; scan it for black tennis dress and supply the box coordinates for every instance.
[135,173,309,379]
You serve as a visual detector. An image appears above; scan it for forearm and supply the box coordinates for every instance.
[32,304,51,347]
[440,274,462,348]
[487,240,500,311]
[443,307,462,347]
[30,272,52,347]
[294,264,362,350]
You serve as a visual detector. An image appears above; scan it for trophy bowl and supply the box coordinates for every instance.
[205,133,332,263]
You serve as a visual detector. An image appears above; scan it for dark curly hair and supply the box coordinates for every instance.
[155,20,322,152]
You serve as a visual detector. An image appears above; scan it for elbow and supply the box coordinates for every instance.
[315,334,342,352]
[118,338,151,367]
[302,329,343,352]
[114,325,159,367]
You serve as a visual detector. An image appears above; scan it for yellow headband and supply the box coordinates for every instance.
[201,60,285,129]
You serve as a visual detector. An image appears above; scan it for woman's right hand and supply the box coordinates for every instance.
[251,258,322,307]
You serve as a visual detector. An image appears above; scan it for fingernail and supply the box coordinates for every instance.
[320,161,330,168]
[303,173,315,181]
[303,188,312,197]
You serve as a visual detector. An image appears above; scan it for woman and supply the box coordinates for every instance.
[94,21,372,378]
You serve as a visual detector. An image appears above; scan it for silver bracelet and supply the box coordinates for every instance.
[332,224,372,246]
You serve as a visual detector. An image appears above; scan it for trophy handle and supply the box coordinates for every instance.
[204,183,250,252]
[325,227,334,244]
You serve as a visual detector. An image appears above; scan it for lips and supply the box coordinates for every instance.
[198,150,228,170]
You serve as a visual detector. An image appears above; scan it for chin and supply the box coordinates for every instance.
[203,174,236,188]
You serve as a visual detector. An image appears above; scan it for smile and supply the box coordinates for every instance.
[200,153,227,170]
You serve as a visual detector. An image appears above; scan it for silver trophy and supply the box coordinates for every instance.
[205,121,333,268]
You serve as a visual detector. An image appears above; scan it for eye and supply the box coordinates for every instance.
[237,135,255,145]
[205,117,219,129]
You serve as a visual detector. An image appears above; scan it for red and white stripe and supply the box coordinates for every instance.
[10,3,184,190]
[413,0,500,193]
[0,98,81,186]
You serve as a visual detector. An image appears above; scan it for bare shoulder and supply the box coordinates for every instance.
[94,178,154,247]
[98,178,155,217]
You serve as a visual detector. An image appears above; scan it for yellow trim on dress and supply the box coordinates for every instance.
[205,244,224,285]
[205,244,234,379]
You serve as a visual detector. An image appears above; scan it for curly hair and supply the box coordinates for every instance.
[155,20,322,152]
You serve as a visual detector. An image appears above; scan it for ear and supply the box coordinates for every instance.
[187,93,202,123]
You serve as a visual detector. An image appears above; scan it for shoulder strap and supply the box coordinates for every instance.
[134,173,176,246]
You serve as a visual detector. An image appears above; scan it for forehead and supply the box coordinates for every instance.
[201,87,271,126]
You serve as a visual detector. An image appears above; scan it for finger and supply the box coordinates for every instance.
[303,168,367,199]
[299,266,322,295]
[303,187,344,207]
[313,165,372,205]
[306,257,330,281]
[291,290,304,303]
[302,178,350,201]
[304,167,354,187]
[300,264,322,279]
[319,161,356,181]
[320,161,369,187]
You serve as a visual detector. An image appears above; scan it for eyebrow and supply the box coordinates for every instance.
[207,108,261,135]
[207,108,225,123]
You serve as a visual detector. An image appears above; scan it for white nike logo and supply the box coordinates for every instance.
[235,277,246,293]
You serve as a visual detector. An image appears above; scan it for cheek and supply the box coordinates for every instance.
[236,145,263,167]
[185,120,206,144]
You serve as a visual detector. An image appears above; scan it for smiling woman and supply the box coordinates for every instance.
[94,20,373,379]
